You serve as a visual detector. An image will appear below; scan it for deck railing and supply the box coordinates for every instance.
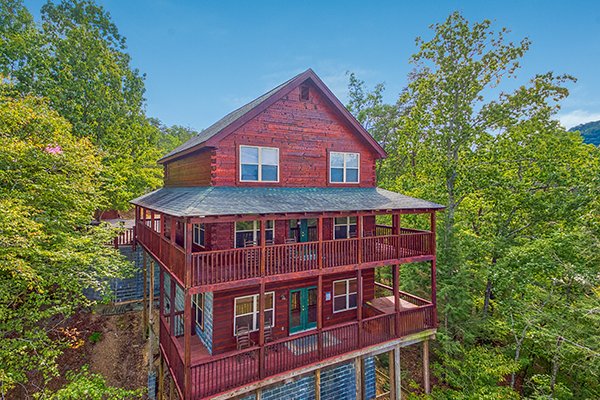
[137,221,434,287]
[180,304,434,399]
[160,317,185,397]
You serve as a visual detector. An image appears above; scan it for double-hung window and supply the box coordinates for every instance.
[235,220,274,248]
[192,293,204,331]
[333,279,358,312]
[334,217,357,239]
[234,292,275,334]
[330,152,359,183]
[240,145,279,182]
[193,223,205,247]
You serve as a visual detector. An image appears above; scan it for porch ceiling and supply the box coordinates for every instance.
[130,186,444,217]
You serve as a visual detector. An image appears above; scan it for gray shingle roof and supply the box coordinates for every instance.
[130,187,444,217]
[158,73,299,162]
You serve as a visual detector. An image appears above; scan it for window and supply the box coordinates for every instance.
[330,152,359,183]
[235,220,274,248]
[333,279,358,312]
[193,223,205,247]
[240,145,279,182]
[192,293,204,331]
[334,217,357,239]
[300,85,309,101]
[234,292,275,334]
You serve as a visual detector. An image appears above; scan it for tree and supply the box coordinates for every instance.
[347,12,600,397]
[0,89,128,396]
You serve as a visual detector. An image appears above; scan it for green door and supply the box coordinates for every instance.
[289,286,318,334]
[299,219,309,243]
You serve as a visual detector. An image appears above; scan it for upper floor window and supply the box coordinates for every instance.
[334,216,357,239]
[235,220,274,248]
[330,152,359,183]
[240,145,279,182]
[193,223,205,247]
[234,292,274,334]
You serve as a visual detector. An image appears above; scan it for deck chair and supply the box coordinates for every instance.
[264,321,280,353]
[235,325,255,350]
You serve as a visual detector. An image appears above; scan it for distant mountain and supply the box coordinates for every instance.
[569,120,600,146]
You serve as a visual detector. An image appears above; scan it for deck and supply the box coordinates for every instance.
[138,222,435,289]
[160,292,435,399]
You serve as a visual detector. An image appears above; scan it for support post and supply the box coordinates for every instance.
[158,355,164,400]
[355,356,363,400]
[142,250,148,336]
[315,368,321,400]
[258,219,266,379]
[183,220,193,399]
[388,350,395,400]
[430,212,437,326]
[357,214,363,264]
[393,264,401,336]
[149,260,155,328]
[357,268,363,348]
[423,339,431,394]
[317,217,323,359]
[394,346,402,400]
[147,262,156,385]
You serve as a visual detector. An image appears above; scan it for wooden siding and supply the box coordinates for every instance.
[184,82,378,187]
[164,148,214,187]
[210,270,374,354]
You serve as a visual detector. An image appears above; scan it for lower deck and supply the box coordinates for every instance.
[160,287,435,399]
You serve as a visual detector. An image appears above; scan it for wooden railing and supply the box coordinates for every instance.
[111,226,135,248]
[160,317,185,396]
[136,221,434,287]
[183,303,434,399]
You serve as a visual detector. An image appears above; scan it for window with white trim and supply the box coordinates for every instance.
[240,145,279,182]
[330,152,359,183]
[193,223,205,247]
[234,292,274,334]
[334,216,357,239]
[235,220,274,248]
[333,278,357,312]
[192,293,204,331]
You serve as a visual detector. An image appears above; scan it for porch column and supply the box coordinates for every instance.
[392,213,400,235]
[317,217,324,359]
[159,267,164,331]
[357,214,363,264]
[388,350,395,400]
[430,212,437,326]
[258,219,266,378]
[159,213,165,258]
[150,210,155,233]
[357,268,363,348]
[183,220,193,399]
[393,264,401,337]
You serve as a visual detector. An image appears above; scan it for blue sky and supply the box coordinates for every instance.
[24,0,600,131]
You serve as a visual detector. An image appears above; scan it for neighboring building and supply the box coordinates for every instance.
[132,69,443,400]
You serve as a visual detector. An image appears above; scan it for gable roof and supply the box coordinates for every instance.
[131,186,444,217]
[158,69,387,164]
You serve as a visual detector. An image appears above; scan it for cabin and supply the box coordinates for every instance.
[132,69,443,400]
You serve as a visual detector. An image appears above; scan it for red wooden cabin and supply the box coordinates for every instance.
[132,69,443,400]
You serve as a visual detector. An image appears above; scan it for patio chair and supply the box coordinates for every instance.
[235,325,254,350]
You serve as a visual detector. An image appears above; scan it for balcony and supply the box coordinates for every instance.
[137,221,435,289]
[160,288,435,399]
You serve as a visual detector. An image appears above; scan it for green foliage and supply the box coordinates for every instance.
[39,366,144,399]
[88,331,102,344]
[0,0,197,211]
[0,91,129,396]
[347,11,600,399]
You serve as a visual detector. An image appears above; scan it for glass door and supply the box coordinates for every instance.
[289,286,318,334]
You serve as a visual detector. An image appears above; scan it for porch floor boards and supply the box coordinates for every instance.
[368,296,419,315]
